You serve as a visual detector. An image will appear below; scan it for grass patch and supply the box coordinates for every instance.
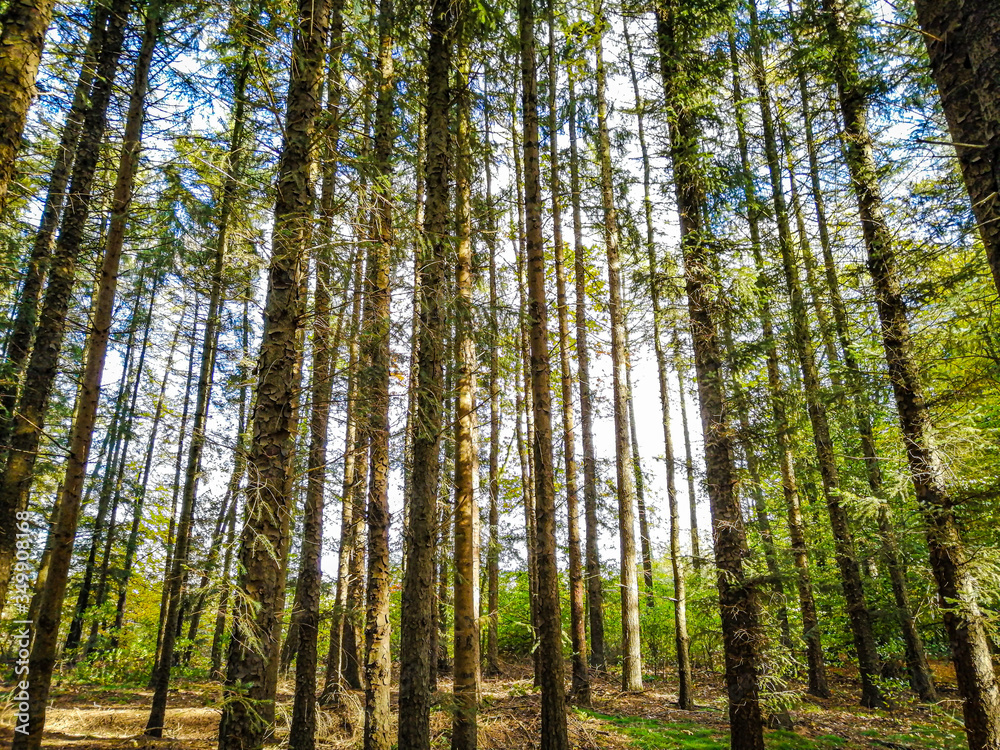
[861,724,966,750]
[575,708,852,750]
[574,708,722,750]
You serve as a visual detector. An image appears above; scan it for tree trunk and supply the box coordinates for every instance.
[654,3,765,746]
[396,0,450,743]
[11,0,158,740]
[65,359,131,655]
[287,0,345,739]
[626,342,654,607]
[913,0,1000,293]
[216,0,328,739]
[451,10,478,748]
[112,304,182,643]
[824,0,1000,744]
[152,298,200,671]
[321,244,364,702]
[747,0,885,708]
[0,0,130,622]
[484,85,502,681]
[0,0,59,207]
[567,74,606,672]
[512,97,539,686]
[518,0,569,740]
[87,271,162,656]
[673,341,701,568]
[594,8,642,691]
[547,0,588,703]
[147,0,246,715]
[777,81,936,701]
[209,301,250,679]
[0,0,107,470]
[362,4,394,747]
[622,14,693,707]
[728,39,828,696]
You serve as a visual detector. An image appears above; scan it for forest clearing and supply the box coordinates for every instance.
[0,660,975,749]
[1,0,999,745]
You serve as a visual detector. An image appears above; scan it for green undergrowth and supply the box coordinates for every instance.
[574,707,962,750]
[860,724,966,750]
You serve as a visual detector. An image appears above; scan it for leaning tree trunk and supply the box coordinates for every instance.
[518,0,569,740]
[0,0,130,621]
[913,0,1000,293]
[0,0,107,472]
[0,0,59,207]
[728,33,828,697]
[567,73,606,672]
[776,84,935,701]
[208,304,250,677]
[824,0,1000,745]
[146,0,245,716]
[12,0,159,741]
[320,243,363,703]
[151,299,199,670]
[216,0,328,740]
[747,0,884,709]
[287,0,345,737]
[655,2,765,747]
[86,274,162,656]
[112,309,182,643]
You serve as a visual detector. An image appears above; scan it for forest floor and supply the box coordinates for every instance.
[0,658,971,749]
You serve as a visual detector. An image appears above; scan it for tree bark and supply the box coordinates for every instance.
[287,0,345,739]
[913,0,1000,294]
[0,0,59,208]
[518,0,569,740]
[547,0,589,703]
[216,0,328,739]
[654,3,765,746]
[396,0,450,743]
[361,4,394,747]
[451,9,478,748]
[595,8,643,691]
